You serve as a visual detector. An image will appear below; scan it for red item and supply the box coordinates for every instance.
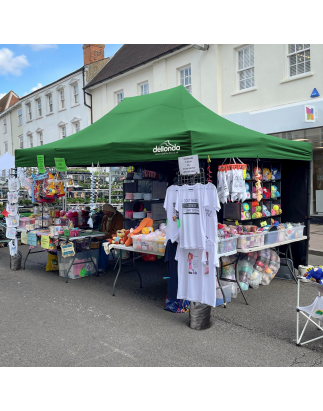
[142,254,157,262]
[55,210,60,217]
[1,210,9,217]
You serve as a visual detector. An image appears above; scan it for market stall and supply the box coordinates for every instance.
[14,86,312,314]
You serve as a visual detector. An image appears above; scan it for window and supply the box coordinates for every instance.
[116,90,124,105]
[48,94,53,113]
[139,82,149,95]
[73,84,79,104]
[36,99,42,117]
[3,119,7,134]
[29,135,33,148]
[75,122,80,133]
[4,141,8,152]
[179,66,192,94]
[39,131,43,146]
[18,108,22,126]
[288,44,310,77]
[60,90,65,109]
[237,45,254,91]
[26,103,32,121]
[19,136,24,149]
[61,126,66,138]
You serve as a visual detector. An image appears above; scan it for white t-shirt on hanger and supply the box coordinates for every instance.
[205,183,221,267]
[175,183,209,250]
[175,246,217,307]
[163,185,180,244]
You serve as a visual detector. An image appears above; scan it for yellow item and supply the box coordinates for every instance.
[46,253,59,271]
[142,227,154,234]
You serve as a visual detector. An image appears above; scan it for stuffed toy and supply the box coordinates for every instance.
[245,183,250,198]
[241,211,246,220]
[273,204,282,215]
[271,168,281,180]
[262,187,271,199]
[271,208,276,216]
[125,218,153,246]
[253,167,262,181]
[246,171,251,180]
[245,211,251,219]
[255,180,263,202]
[262,204,271,217]
[304,266,323,285]
[271,185,280,198]
[263,168,272,181]
[243,203,250,212]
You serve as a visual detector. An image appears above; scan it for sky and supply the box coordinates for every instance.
[0,44,122,99]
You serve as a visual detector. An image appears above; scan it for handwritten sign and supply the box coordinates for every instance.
[27,232,38,246]
[21,231,28,244]
[41,235,50,249]
[178,155,199,175]
[37,155,45,173]
[54,158,67,172]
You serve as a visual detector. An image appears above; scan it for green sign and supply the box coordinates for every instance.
[54,158,67,172]
[37,155,45,173]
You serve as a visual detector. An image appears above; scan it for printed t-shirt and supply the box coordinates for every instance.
[175,246,216,307]
[163,185,180,243]
[175,184,209,250]
[205,183,221,267]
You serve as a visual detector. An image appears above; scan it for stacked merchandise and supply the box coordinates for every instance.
[5,176,20,258]
[163,182,221,307]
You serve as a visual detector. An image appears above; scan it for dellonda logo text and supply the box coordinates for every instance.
[153,140,180,155]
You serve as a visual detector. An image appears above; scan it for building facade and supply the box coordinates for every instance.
[0,45,109,158]
[85,44,323,216]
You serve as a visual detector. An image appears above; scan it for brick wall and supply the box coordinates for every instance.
[83,44,105,65]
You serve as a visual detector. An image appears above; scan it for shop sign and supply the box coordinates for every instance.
[304,105,317,123]
[54,158,67,172]
[37,155,45,173]
[178,154,199,175]
[153,140,180,156]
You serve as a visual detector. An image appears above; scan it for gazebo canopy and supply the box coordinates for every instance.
[15,86,312,167]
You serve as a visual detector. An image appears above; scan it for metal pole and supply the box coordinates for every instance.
[109,167,111,204]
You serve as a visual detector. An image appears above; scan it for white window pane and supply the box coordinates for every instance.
[296,44,303,51]
[290,54,296,65]
[290,65,297,76]
[185,68,188,77]
[297,52,304,63]
[244,49,250,68]
[240,80,245,90]
[240,70,246,80]
[246,78,252,88]
[305,60,311,72]
[304,44,310,49]
[238,50,243,70]
[289,44,295,54]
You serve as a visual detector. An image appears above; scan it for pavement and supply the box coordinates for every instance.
[0,245,323,367]
[309,223,323,254]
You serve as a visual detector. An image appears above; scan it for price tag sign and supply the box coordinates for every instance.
[178,155,199,175]
[21,231,28,244]
[37,155,45,173]
[54,158,67,172]
[41,235,50,249]
[27,232,38,246]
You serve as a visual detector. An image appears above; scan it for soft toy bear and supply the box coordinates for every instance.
[304,266,323,285]
[245,183,250,198]
[262,187,271,199]
[263,168,272,181]
[271,185,280,198]
[271,168,281,180]
[262,204,271,217]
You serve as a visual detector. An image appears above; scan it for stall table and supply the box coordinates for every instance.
[18,228,103,282]
[219,236,308,305]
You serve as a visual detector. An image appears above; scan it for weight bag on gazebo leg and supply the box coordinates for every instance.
[189,302,211,330]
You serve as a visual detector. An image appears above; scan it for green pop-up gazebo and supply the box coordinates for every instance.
[15,86,312,167]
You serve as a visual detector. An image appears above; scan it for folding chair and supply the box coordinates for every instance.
[296,277,323,346]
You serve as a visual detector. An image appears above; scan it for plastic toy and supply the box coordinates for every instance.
[263,168,272,181]
[271,168,281,180]
[304,266,323,285]
[262,204,271,217]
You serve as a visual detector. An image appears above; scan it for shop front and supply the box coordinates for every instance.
[223,96,323,218]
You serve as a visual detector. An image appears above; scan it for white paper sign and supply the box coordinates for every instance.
[178,155,199,175]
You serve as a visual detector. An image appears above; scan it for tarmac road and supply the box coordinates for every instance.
[0,245,322,367]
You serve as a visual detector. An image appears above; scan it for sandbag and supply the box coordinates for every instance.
[189,302,211,330]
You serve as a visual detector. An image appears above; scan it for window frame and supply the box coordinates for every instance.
[48,94,53,113]
[139,81,149,96]
[39,131,43,146]
[18,108,23,126]
[287,44,311,78]
[4,141,8,153]
[60,89,65,109]
[115,90,124,106]
[236,45,255,92]
[36,98,42,118]
[178,65,192,94]
[28,134,33,148]
[19,135,24,149]
[75,122,80,133]
[26,103,32,121]
[61,125,67,139]
[3,118,7,134]
[73,84,79,105]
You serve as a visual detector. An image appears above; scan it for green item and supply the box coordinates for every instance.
[54,158,67,171]
[177,219,181,228]
[37,155,45,173]
[64,229,70,236]
[14,86,312,167]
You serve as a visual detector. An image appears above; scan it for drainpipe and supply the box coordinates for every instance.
[82,67,93,124]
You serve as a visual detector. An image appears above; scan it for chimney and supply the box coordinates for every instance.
[82,44,105,66]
